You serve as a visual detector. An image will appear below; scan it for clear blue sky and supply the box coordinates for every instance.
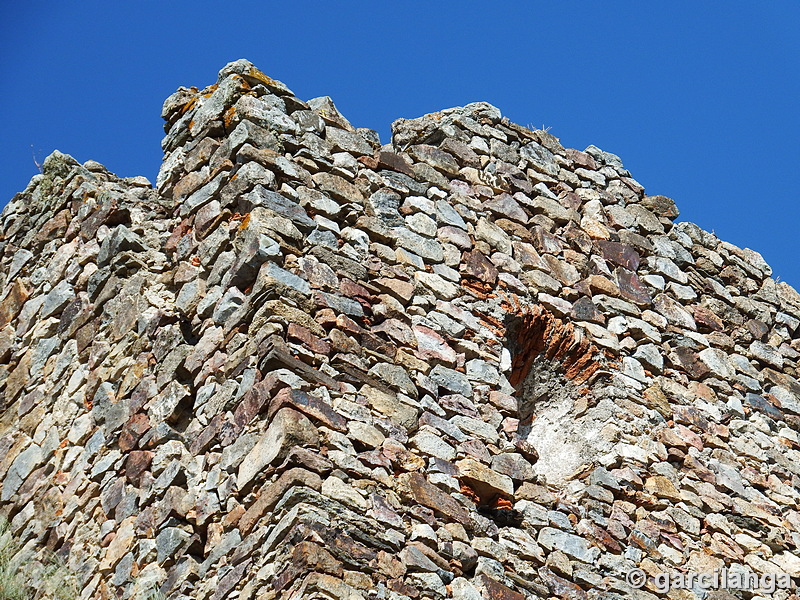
[2,2,799,287]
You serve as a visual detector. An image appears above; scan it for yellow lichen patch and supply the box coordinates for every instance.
[248,67,276,87]
[201,83,219,99]
[181,97,197,114]
[224,106,237,128]
[239,213,251,229]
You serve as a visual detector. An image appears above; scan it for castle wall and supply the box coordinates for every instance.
[1,59,800,599]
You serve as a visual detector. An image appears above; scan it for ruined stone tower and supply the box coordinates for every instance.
[1,59,800,599]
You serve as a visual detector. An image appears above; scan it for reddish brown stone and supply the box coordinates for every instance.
[80,197,131,240]
[330,529,378,564]
[484,193,528,224]
[659,427,689,451]
[269,388,347,432]
[413,324,456,364]
[441,138,480,168]
[374,550,407,578]
[189,413,228,455]
[125,450,153,484]
[388,578,419,598]
[596,240,640,271]
[288,323,332,355]
[0,280,29,327]
[672,405,710,430]
[477,574,526,600]
[560,191,583,211]
[335,314,363,334]
[360,330,398,358]
[58,297,92,338]
[232,376,282,431]
[118,413,151,452]
[172,171,207,203]
[4,352,30,403]
[641,194,679,219]
[357,155,379,169]
[564,148,598,171]
[692,305,724,332]
[674,347,710,379]
[275,542,342,590]
[328,328,360,354]
[576,520,623,553]
[222,504,246,529]
[746,319,769,340]
[404,472,470,526]
[461,250,498,285]
[377,151,415,178]
[628,529,662,557]
[163,218,193,255]
[15,465,51,507]
[339,278,374,302]
[33,210,70,248]
[194,202,229,240]
[616,268,652,305]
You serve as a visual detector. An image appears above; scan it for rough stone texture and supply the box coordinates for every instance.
[2,59,800,599]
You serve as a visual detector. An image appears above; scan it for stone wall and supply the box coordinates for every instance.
[1,59,800,599]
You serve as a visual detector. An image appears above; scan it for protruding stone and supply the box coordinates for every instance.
[237,408,318,490]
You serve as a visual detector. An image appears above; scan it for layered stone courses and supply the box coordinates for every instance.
[1,59,800,599]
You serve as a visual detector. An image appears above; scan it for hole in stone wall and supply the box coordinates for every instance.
[168,393,196,433]
[506,306,600,402]
[504,306,605,485]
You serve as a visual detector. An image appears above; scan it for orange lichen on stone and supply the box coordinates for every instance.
[248,66,277,87]
[224,106,237,128]
[180,98,197,114]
